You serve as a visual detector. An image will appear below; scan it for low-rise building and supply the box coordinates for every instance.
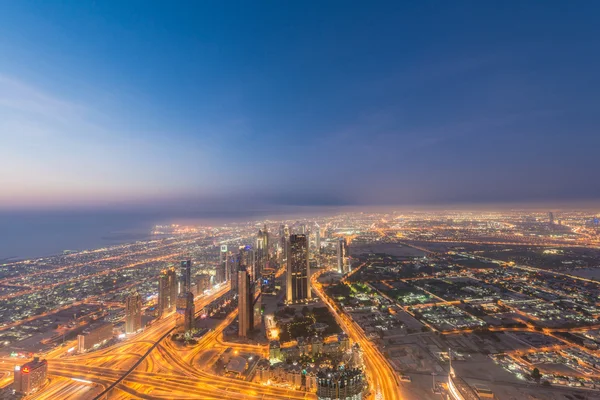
[316,368,364,400]
[269,340,282,363]
[77,321,113,353]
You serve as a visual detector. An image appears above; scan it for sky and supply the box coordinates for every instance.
[1,1,599,213]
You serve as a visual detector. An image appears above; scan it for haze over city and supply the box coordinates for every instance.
[1,2,600,400]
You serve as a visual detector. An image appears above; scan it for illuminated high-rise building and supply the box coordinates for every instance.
[195,273,211,293]
[286,234,310,303]
[179,259,191,294]
[314,222,321,252]
[238,267,253,337]
[299,223,307,235]
[125,292,142,334]
[229,252,238,293]
[548,211,555,225]
[280,224,290,263]
[337,238,348,274]
[256,225,269,274]
[217,245,228,284]
[158,267,178,316]
[13,357,47,395]
[239,245,256,280]
[176,291,195,333]
[253,293,262,329]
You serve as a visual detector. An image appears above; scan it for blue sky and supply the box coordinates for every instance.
[1,1,599,211]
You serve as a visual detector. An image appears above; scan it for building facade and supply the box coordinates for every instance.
[337,238,348,274]
[158,267,178,316]
[196,273,211,293]
[179,259,192,294]
[238,267,253,337]
[256,225,269,275]
[125,292,142,334]
[287,234,311,303]
[176,291,195,333]
[316,368,364,400]
[13,357,47,395]
[218,245,228,284]
[77,322,113,353]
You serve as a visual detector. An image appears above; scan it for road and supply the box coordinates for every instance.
[311,269,403,400]
[17,284,315,399]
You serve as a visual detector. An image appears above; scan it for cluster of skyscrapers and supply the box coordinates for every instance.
[237,227,269,337]
[219,223,322,337]
[155,259,196,334]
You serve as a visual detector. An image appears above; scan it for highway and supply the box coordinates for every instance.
[311,269,402,400]
[21,283,315,399]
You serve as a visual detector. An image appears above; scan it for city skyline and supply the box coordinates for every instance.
[2,2,600,399]
[1,2,600,212]
[1,210,600,399]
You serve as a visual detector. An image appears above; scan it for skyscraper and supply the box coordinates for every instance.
[125,292,142,334]
[229,252,238,293]
[286,234,310,303]
[179,259,191,294]
[176,291,195,333]
[217,245,228,284]
[158,267,178,316]
[253,293,262,330]
[239,245,256,280]
[299,223,307,234]
[549,211,555,225]
[337,238,348,274]
[314,222,321,252]
[195,274,211,293]
[280,224,290,264]
[256,225,269,274]
[238,267,253,337]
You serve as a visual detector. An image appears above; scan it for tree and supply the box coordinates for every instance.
[531,367,541,383]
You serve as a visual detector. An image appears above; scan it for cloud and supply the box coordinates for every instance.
[0,74,93,136]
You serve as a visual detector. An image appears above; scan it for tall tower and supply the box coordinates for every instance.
[299,223,307,235]
[229,251,238,293]
[239,245,256,281]
[280,224,290,264]
[253,293,262,330]
[176,291,195,334]
[314,222,321,252]
[218,245,228,284]
[286,234,310,303]
[256,226,269,275]
[125,292,142,334]
[238,267,253,337]
[158,267,178,316]
[548,211,555,225]
[337,238,347,274]
[179,259,191,294]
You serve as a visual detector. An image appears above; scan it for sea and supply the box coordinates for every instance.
[0,207,341,261]
[0,211,166,261]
